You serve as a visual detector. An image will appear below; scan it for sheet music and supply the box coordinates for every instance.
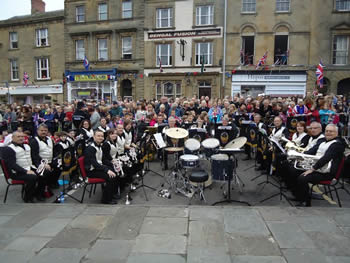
[154,133,166,149]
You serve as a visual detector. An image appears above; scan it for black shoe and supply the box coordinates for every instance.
[295,201,311,207]
[102,200,118,205]
[242,156,251,161]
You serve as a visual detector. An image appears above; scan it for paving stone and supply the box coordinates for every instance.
[140,217,188,235]
[2,206,57,228]
[23,218,71,237]
[5,236,51,252]
[83,205,120,215]
[0,250,35,263]
[307,232,350,256]
[267,222,316,249]
[28,248,87,263]
[333,212,350,227]
[187,246,231,263]
[0,227,27,249]
[127,253,186,263]
[69,215,111,231]
[294,217,339,233]
[190,207,223,222]
[189,220,226,248]
[0,216,12,226]
[47,205,86,218]
[85,240,134,263]
[340,227,350,237]
[326,256,350,263]
[46,227,99,249]
[258,207,291,221]
[231,256,287,263]
[147,206,189,218]
[0,205,26,215]
[282,248,328,263]
[101,206,149,240]
[132,234,186,254]
[226,234,281,256]
[224,208,270,236]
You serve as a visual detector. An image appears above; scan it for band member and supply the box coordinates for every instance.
[304,121,324,151]
[292,121,310,148]
[124,119,135,149]
[270,116,289,142]
[102,129,119,169]
[97,117,110,135]
[292,124,345,206]
[116,124,126,155]
[84,130,118,204]
[30,124,59,192]
[78,120,94,145]
[215,116,239,147]
[2,131,38,202]
[67,129,76,145]
[54,132,71,156]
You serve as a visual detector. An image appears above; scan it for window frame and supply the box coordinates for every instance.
[274,34,289,65]
[98,3,108,21]
[195,42,213,66]
[155,81,181,100]
[276,0,290,12]
[242,0,256,13]
[196,5,214,26]
[122,36,132,59]
[335,0,350,11]
[76,5,85,23]
[36,58,50,80]
[75,39,85,61]
[156,8,173,28]
[156,43,172,67]
[35,28,48,47]
[10,59,19,81]
[332,35,349,65]
[9,32,18,49]
[98,38,108,61]
[122,0,133,19]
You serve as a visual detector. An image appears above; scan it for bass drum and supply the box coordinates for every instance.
[211,154,233,181]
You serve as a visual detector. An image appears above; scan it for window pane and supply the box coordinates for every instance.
[99,3,107,20]
[196,6,213,25]
[157,8,171,28]
[333,36,349,65]
[164,83,174,97]
[276,0,290,12]
[336,0,350,11]
[76,40,85,60]
[10,32,18,49]
[123,1,132,18]
[242,0,256,12]
[76,6,85,22]
[98,39,108,60]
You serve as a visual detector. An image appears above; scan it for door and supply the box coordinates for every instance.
[121,79,132,100]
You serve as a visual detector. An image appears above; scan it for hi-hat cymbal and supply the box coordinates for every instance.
[165,127,189,139]
[225,137,247,149]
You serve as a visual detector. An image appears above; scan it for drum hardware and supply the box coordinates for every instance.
[125,194,131,205]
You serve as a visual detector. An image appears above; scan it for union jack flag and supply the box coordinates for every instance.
[256,51,268,69]
[316,60,324,88]
[23,72,29,86]
[83,56,90,70]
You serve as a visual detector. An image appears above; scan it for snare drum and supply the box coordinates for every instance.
[184,138,201,154]
[201,138,220,158]
[211,154,233,181]
[180,154,199,168]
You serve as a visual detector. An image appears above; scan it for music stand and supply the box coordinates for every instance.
[212,149,250,206]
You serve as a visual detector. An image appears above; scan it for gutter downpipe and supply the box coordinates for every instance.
[222,0,228,99]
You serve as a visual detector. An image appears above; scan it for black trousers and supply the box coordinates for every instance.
[87,170,118,202]
[11,173,37,201]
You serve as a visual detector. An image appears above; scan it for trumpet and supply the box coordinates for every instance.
[287,150,331,173]
[36,159,48,176]
[280,137,305,153]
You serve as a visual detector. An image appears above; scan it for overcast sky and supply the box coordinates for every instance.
[0,0,64,20]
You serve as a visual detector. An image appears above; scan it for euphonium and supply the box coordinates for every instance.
[286,150,331,173]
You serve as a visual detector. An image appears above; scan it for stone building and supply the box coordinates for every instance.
[64,0,145,102]
[225,0,350,98]
[143,0,224,100]
[0,0,64,104]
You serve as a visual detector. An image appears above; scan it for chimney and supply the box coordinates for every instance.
[31,0,46,14]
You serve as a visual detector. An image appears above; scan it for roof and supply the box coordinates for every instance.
[0,10,64,27]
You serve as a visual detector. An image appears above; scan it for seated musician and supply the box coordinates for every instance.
[304,121,324,151]
[78,119,94,145]
[30,124,60,194]
[244,113,266,160]
[292,121,310,148]
[290,124,345,207]
[270,116,289,142]
[124,119,135,149]
[84,130,118,204]
[2,131,39,202]
[215,116,239,147]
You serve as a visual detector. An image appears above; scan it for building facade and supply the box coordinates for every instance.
[0,1,64,104]
[64,0,145,102]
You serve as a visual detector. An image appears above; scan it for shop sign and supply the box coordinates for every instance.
[78,91,91,96]
[75,75,109,82]
[148,28,221,39]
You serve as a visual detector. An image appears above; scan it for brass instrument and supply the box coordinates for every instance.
[281,137,305,153]
[287,150,331,173]
[36,159,48,176]
[112,158,124,177]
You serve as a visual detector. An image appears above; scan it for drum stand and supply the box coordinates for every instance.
[54,170,81,203]
[212,153,250,206]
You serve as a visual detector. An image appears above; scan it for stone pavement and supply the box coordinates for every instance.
[0,204,349,263]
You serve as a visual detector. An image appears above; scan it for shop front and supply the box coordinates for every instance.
[65,69,117,102]
[231,71,307,97]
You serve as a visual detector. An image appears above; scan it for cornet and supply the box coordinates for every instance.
[112,158,124,177]
[36,159,48,176]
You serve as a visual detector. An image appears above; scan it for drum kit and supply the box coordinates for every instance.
[163,127,249,203]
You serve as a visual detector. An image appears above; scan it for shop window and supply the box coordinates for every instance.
[98,38,108,61]
[76,5,85,22]
[122,37,132,59]
[75,39,85,60]
[155,81,181,99]
[98,3,108,21]
[242,36,254,65]
[36,58,50,80]
[242,0,256,13]
[9,32,18,49]
[276,0,290,12]
[122,1,132,18]
[333,35,349,65]
[36,28,48,47]
[195,42,213,65]
[156,44,172,66]
[274,35,289,65]
[10,59,19,81]
[196,5,214,26]
[335,0,350,11]
[156,8,172,28]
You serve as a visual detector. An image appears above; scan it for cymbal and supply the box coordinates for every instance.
[165,147,184,152]
[225,137,247,149]
[165,128,189,139]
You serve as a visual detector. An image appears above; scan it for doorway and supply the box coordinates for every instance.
[198,81,211,98]
[121,79,132,99]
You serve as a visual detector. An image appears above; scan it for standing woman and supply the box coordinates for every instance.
[78,119,94,145]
